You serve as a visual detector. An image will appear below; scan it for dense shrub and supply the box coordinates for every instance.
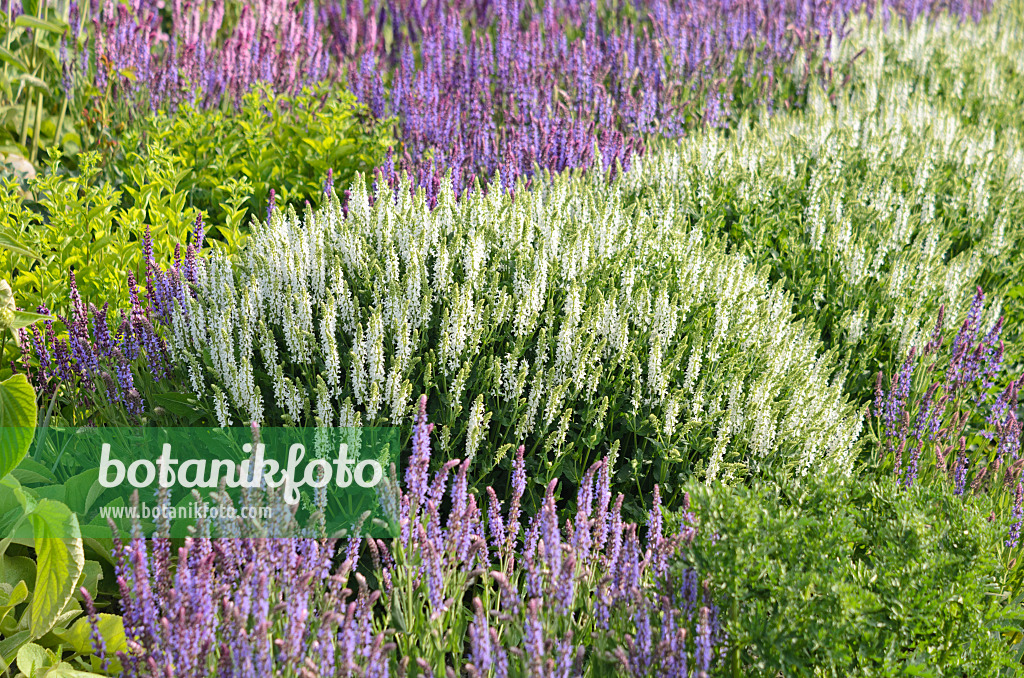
[0,147,198,321]
[164,168,862,509]
[115,84,395,236]
[683,471,1019,676]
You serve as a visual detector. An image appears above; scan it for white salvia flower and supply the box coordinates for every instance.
[465,395,491,461]
[683,343,703,394]
[663,395,680,438]
[647,334,667,403]
[212,385,232,427]
[315,375,334,428]
[705,426,731,484]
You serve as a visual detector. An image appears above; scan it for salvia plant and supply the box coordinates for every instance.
[162,162,862,509]
[622,0,1024,404]
[30,0,991,189]
[872,288,1024,533]
[350,0,992,195]
[106,397,724,676]
[18,222,200,425]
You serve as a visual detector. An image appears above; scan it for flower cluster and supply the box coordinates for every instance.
[83,0,330,112]
[167,158,861,495]
[54,0,992,194]
[872,288,1023,545]
[19,223,200,420]
[112,531,391,678]
[107,396,723,676]
[624,0,1024,401]
[356,0,991,195]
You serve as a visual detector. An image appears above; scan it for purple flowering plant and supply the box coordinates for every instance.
[46,0,990,201]
[17,219,203,427]
[870,287,1024,543]
[104,395,724,676]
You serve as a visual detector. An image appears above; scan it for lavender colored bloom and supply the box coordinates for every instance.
[1008,480,1024,548]
[954,437,969,495]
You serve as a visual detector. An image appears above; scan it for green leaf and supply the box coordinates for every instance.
[43,661,102,677]
[10,311,50,331]
[11,457,57,486]
[0,47,29,73]
[0,630,31,671]
[64,469,101,515]
[0,374,36,481]
[0,579,28,628]
[0,554,35,589]
[12,73,50,93]
[74,560,102,600]
[16,642,49,677]
[13,15,67,34]
[53,613,125,657]
[27,500,84,640]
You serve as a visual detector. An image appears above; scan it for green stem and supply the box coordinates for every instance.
[54,94,69,152]
[18,93,32,147]
[29,90,44,163]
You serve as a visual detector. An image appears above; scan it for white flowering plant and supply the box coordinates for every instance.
[626,2,1024,407]
[168,166,862,511]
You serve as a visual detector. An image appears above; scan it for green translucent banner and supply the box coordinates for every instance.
[1,427,400,540]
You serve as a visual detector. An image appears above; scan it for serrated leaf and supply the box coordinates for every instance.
[27,499,84,640]
[0,374,36,480]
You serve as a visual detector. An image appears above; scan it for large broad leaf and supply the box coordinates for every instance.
[15,642,48,677]
[27,500,83,640]
[0,374,36,481]
[54,613,126,657]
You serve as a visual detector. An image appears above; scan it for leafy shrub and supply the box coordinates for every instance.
[682,471,1019,676]
[14,226,201,427]
[0,147,198,323]
[622,1,1024,405]
[165,167,861,510]
[120,84,395,240]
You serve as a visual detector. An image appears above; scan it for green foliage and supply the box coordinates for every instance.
[0,147,199,322]
[682,473,1019,676]
[0,365,118,676]
[122,83,396,245]
[0,474,118,676]
[0,372,35,482]
[0,0,78,166]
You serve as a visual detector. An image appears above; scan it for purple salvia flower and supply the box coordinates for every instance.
[953,437,969,495]
[1008,479,1024,548]
[80,587,109,671]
